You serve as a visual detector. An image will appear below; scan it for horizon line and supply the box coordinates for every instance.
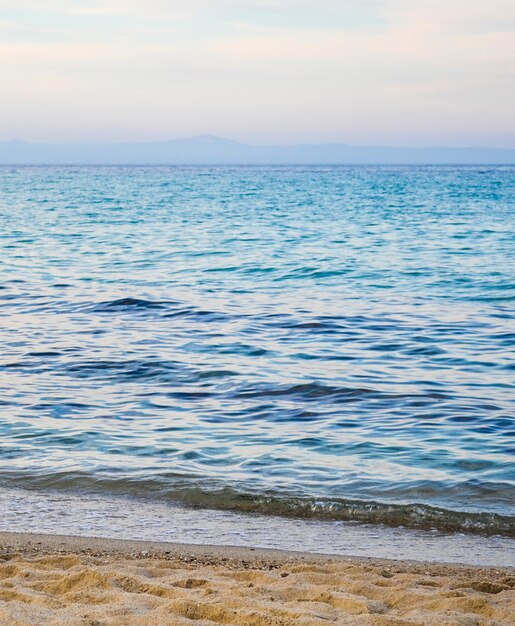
[2,135,515,151]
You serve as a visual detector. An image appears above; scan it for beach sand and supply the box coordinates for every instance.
[0,532,513,625]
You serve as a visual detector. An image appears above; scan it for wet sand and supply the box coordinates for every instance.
[0,532,513,625]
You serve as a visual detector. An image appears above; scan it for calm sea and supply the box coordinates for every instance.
[1,165,514,548]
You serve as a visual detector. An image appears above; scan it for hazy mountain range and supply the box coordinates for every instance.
[1,135,514,165]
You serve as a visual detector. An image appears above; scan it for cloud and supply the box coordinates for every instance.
[385,0,515,33]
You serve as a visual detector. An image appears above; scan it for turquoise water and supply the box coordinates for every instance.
[1,165,514,536]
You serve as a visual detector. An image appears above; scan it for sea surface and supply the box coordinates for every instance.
[0,165,514,557]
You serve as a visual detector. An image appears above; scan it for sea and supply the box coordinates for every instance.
[0,164,514,566]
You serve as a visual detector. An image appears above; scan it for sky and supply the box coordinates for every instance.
[1,0,514,146]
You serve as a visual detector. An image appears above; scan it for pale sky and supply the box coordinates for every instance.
[1,0,514,146]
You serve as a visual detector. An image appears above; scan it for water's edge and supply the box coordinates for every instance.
[1,487,513,568]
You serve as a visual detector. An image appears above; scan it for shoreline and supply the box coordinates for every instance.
[2,486,514,568]
[1,530,514,573]
[0,532,513,625]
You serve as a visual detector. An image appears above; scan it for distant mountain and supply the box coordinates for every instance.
[0,135,514,164]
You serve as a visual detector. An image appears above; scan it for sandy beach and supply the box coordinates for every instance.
[0,532,513,625]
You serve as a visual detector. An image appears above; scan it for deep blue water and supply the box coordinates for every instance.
[0,165,514,536]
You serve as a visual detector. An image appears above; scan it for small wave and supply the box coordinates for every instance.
[92,297,170,311]
[63,358,182,381]
[236,382,420,403]
[1,472,512,537]
[194,493,515,537]
[88,297,232,322]
[162,307,230,322]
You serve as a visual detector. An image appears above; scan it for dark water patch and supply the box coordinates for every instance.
[92,297,172,311]
[197,369,238,380]
[63,358,184,382]
[371,342,405,352]
[236,382,375,401]
[266,319,344,334]
[165,390,217,400]
[235,382,439,404]
[208,343,269,357]
[162,307,231,323]
[406,346,447,356]
[0,293,23,301]
[0,361,28,369]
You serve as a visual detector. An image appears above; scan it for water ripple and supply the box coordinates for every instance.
[0,165,514,536]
